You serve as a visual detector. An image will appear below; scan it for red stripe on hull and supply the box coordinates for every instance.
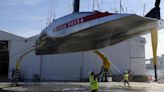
[54,12,113,32]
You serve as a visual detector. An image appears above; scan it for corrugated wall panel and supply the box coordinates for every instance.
[41,52,84,81]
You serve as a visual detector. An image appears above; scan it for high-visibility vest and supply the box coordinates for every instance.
[89,75,99,90]
[124,74,129,81]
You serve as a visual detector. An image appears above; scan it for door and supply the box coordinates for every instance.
[0,41,9,81]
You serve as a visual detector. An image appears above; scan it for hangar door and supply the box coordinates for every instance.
[0,41,9,80]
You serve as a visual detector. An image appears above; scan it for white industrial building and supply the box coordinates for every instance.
[0,30,146,81]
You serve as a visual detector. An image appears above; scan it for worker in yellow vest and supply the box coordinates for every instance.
[89,67,103,92]
[123,71,129,86]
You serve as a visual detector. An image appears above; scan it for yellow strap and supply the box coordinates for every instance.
[94,50,110,69]
[16,41,46,71]
[151,29,158,66]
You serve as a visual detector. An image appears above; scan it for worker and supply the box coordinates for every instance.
[13,70,20,86]
[123,71,129,86]
[11,68,15,81]
[89,67,103,92]
[102,68,109,82]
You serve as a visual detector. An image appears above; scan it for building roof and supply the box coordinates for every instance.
[27,35,39,41]
[0,30,25,40]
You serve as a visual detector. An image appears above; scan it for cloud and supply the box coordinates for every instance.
[10,28,41,38]
[18,0,41,5]
[1,24,42,38]
[28,15,46,22]
[8,15,46,23]
[143,29,164,59]
[2,0,41,6]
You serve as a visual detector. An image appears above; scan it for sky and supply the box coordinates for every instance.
[0,0,164,59]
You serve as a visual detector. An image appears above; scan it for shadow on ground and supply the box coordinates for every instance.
[1,82,164,92]
[1,83,147,92]
[0,88,15,92]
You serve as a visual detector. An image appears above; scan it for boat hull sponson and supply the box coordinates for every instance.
[36,12,163,55]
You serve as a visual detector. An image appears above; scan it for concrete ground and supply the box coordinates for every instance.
[0,82,164,92]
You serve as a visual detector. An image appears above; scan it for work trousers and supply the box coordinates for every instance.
[91,89,98,92]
